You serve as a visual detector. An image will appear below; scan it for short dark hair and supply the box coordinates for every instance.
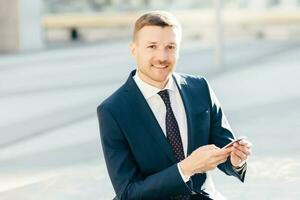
[132,11,182,41]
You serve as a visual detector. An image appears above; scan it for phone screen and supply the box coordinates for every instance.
[222,136,247,149]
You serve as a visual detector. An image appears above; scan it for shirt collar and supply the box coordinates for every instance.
[134,71,176,100]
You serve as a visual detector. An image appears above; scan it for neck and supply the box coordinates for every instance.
[137,70,169,89]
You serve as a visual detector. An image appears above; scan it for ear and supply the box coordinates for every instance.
[130,42,137,58]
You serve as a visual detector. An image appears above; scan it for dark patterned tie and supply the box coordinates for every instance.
[158,90,190,200]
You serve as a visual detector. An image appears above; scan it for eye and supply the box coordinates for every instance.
[147,45,156,49]
[167,45,176,50]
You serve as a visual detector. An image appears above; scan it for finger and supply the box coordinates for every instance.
[232,148,247,160]
[238,139,252,147]
[247,148,252,155]
[214,148,232,160]
[233,143,251,155]
[206,144,219,150]
[218,147,233,156]
[231,153,246,167]
[231,151,243,161]
[197,144,218,151]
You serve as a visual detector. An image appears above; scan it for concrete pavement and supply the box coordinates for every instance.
[0,39,299,199]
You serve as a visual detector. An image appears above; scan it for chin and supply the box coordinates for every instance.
[151,74,170,83]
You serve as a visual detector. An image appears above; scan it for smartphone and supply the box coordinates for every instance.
[222,136,247,149]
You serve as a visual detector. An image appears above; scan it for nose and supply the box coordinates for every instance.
[155,49,168,62]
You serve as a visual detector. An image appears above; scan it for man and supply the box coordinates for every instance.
[97,11,252,200]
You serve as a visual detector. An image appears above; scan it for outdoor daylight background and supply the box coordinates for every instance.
[0,0,299,199]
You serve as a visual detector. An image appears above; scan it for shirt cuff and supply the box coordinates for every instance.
[177,163,190,182]
[232,162,246,172]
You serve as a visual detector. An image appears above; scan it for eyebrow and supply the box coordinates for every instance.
[146,41,158,44]
[146,41,177,45]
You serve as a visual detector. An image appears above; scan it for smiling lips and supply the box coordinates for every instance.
[151,64,168,69]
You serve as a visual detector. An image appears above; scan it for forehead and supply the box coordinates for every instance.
[136,25,180,44]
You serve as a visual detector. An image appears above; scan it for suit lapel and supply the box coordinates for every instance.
[172,73,194,156]
[123,70,177,163]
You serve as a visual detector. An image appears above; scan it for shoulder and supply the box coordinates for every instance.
[173,72,214,105]
[97,83,127,115]
[173,72,209,88]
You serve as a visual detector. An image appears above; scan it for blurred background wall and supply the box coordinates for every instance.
[1,0,300,52]
[42,0,300,44]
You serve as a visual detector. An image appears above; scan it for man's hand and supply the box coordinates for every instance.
[179,145,232,177]
[230,139,252,167]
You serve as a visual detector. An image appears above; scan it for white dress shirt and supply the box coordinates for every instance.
[133,72,225,199]
[133,72,189,182]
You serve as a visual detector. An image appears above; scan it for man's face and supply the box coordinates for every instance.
[131,25,180,88]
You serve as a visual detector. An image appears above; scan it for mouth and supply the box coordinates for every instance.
[151,64,168,69]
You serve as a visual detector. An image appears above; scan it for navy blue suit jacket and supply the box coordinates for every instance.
[97,70,246,200]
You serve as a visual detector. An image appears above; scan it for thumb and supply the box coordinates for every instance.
[198,144,218,151]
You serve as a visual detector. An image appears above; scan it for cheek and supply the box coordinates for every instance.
[168,56,177,66]
[142,55,154,64]
[136,53,146,62]
[170,55,176,62]
[168,51,178,61]
[137,50,152,60]
[137,54,153,69]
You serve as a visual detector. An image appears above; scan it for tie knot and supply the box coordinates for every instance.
[158,89,170,106]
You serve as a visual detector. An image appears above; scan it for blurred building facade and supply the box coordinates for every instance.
[44,0,300,12]
[43,0,300,44]
[0,0,300,52]
[0,0,44,52]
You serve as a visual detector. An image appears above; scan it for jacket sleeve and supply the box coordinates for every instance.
[97,105,192,200]
[204,79,247,182]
